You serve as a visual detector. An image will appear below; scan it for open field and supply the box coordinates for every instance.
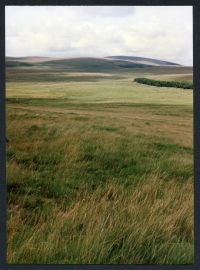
[6,63,193,264]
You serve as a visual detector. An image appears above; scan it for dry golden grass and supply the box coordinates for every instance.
[7,177,193,264]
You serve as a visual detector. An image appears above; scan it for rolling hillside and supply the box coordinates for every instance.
[105,56,180,66]
[6,56,182,72]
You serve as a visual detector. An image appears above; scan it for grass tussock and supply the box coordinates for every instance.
[7,178,193,264]
[6,105,193,264]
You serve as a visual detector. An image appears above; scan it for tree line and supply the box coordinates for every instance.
[134,77,193,89]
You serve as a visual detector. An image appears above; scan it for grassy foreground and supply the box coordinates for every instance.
[6,66,193,264]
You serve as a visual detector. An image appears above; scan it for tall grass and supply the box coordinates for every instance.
[7,178,193,264]
[6,102,193,264]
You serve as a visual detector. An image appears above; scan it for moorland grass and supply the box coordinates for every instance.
[6,66,193,264]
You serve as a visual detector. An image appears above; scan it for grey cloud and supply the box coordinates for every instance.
[78,6,135,17]
[5,6,192,65]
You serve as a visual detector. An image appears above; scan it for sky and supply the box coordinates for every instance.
[6,6,193,66]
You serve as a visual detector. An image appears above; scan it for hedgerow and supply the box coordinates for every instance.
[134,78,193,89]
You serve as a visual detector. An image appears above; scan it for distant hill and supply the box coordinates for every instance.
[6,57,153,72]
[6,56,59,63]
[6,61,34,68]
[105,56,180,66]
[6,56,181,72]
[39,57,155,71]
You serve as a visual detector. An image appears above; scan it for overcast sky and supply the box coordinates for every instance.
[6,6,193,65]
